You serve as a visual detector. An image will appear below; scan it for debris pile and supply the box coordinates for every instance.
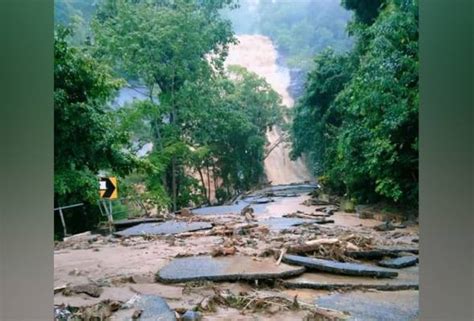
[54,183,419,320]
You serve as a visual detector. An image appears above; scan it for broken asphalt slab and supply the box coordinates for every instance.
[315,290,419,321]
[115,221,212,237]
[156,256,305,283]
[258,217,316,231]
[283,266,418,291]
[191,203,267,216]
[345,248,419,260]
[378,256,419,269]
[113,217,163,229]
[282,255,398,278]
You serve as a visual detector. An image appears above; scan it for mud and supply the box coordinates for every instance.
[55,184,419,320]
[315,290,419,321]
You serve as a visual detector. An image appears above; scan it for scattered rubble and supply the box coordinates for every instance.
[181,310,203,321]
[54,183,419,320]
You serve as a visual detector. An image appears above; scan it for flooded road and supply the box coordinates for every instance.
[54,183,419,320]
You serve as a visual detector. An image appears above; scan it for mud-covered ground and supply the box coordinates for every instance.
[54,185,419,320]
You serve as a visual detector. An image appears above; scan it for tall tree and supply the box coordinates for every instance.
[92,0,236,210]
[54,27,138,232]
[292,0,418,207]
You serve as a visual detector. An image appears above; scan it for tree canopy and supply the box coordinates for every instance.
[54,27,137,206]
[292,0,418,207]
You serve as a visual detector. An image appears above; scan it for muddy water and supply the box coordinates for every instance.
[225,35,313,184]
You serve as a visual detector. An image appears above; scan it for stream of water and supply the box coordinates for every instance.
[225,34,313,184]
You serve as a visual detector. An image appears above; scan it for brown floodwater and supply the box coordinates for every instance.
[225,35,313,185]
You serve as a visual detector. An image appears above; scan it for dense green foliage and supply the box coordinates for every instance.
[223,0,353,70]
[54,0,282,220]
[90,0,282,211]
[55,0,282,227]
[54,27,142,235]
[292,0,418,207]
[54,27,137,206]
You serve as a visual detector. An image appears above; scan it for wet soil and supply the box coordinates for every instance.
[54,186,419,320]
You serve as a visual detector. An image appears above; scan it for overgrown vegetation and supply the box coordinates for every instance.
[54,27,140,233]
[291,0,418,207]
[54,0,283,232]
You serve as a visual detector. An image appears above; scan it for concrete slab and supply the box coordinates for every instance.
[115,221,212,237]
[284,266,418,291]
[378,256,418,269]
[259,217,316,231]
[282,255,398,278]
[156,256,306,283]
[315,290,419,321]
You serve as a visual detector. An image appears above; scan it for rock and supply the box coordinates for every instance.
[132,309,143,319]
[156,256,305,283]
[374,222,396,231]
[132,295,176,321]
[68,268,83,276]
[63,284,103,298]
[378,256,418,269]
[54,305,72,320]
[282,255,398,278]
[181,310,202,321]
[268,305,280,314]
[210,246,237,257]
[324,206,338,215]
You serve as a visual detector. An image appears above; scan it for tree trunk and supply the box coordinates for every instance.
[171,157,177,212]
[206,165,211,203]
[197,167,209,203]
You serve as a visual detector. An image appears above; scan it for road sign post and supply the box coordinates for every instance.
[99,177,118,233]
